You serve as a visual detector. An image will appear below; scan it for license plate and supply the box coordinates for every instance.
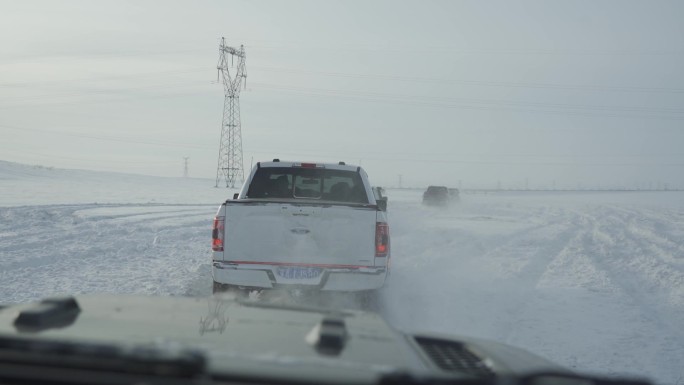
[276,266,323,279]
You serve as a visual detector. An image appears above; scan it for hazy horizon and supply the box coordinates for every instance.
[2,0,683,189]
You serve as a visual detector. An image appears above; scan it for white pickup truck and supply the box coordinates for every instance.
[211,160,390,294]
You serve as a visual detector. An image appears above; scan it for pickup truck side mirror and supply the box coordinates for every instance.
[233,193,239,199]
[376,197,387,212]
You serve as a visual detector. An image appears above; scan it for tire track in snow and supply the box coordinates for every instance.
[586,206,684,314]
[606,205,684,268]
[0,205,212,255]
[0,204,215,304]
[380,201,581,342]
[505,210,632,374]
[581,207,684,383]
[513,205,684,384]
[487,210,589,339]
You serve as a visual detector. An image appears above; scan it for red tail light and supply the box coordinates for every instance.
[294,162,323,168]
[375,222,389,257]
[212,216,225,252]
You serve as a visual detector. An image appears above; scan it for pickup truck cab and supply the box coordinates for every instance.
[212,160,390,293]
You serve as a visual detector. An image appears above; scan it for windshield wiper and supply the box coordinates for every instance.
[379,371,652,385]
[0,335,206,384]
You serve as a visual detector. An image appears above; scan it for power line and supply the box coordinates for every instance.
[0,147,180,165]
[249,82,684,121]
[0,67,210,88]
[5,61,682,95]
[246,149,684,167]
[0,85,212,110]
[250,65,684,94]
[245,41,684,57]
[0,124,213,150]
[251,82,684,114]
[2,68,682,122]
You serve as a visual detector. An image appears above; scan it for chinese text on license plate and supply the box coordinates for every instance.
[277,267,323,279]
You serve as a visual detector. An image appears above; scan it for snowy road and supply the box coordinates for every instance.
[1,165,683,384]
[0,204,215,302]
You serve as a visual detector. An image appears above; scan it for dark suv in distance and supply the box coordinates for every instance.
[423,185,450,206]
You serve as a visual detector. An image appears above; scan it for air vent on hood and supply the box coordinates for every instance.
[414,337,494,378]
[306,317,348,356]
[14,296,81,331]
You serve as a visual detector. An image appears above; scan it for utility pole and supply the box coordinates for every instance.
[183,157,189,178]
[215,37,247,188]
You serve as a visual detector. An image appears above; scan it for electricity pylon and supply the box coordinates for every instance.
[215,37,247,188]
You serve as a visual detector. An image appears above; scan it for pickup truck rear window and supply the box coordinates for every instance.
[246,167,368,204]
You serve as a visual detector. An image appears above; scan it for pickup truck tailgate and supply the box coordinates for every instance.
[224,202,377,267]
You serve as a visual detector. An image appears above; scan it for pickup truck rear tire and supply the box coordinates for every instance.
[212,281,242,294]
[212,281,227,294]
[213,281,255,299]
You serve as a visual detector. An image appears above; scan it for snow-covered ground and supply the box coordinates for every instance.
[1,160,683,385]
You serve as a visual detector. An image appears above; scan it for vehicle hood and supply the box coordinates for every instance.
[0,294,567,384]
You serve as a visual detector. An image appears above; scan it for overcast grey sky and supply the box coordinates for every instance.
[1,0,683,189]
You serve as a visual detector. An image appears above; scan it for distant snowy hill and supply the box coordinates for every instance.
[0,160,237,206]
